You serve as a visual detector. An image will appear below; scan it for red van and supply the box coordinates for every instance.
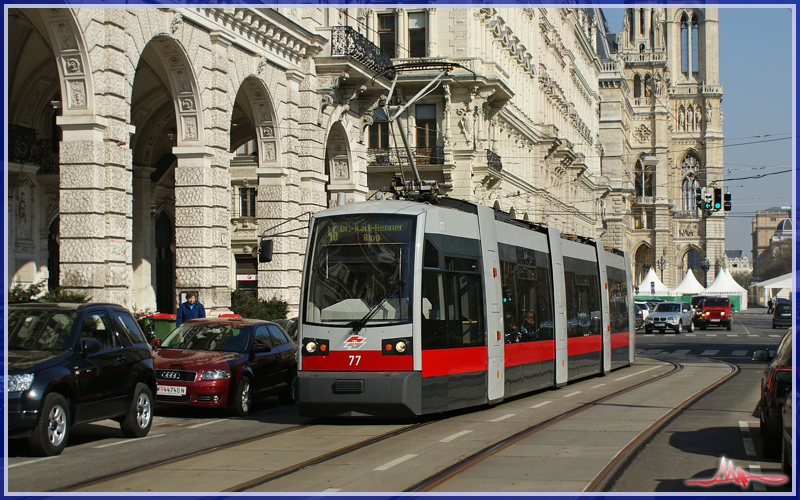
[693,297,732,331]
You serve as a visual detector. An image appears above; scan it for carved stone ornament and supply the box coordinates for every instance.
[263,142,277,162]
[175,71,190,93]
[261,126,274,138]
[65,58,81,74]
[682,155,699,172]
[68,80,86,108]
[257,57,268,74]
[183,116,198,139]
[181,98,194,111]
[56,23,75,50]
[634,124,651,143]
[333,158,349,180]
[171,12,183,33]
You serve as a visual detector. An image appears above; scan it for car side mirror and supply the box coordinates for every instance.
[254,344,272,353]
[150,338,163,348]
[81,338,101,356]
[751,349,771,362]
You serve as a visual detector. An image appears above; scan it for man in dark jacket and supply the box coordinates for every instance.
[176,292,206,327]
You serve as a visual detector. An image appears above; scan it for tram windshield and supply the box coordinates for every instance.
[304,214,415,327]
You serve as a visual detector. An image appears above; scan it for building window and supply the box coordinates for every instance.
[682,176,698,213]
[235,139,257,156]
[634,160,655,197]
[368,108,390,149]
[680,14,689,75]
[415,104,437,148]
[235,255,258,295]
[633,74,642,98]
[691,16,699,74]
[239,187,256,218]
[378,13,396,58]
[408,12,426,58]
[633,208,654,230]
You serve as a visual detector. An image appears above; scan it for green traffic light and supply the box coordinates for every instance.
[714,202,721,209]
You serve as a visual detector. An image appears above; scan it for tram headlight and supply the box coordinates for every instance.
[302,338,329,356]
[305,341,317,354]
[395,341,407,353]
[382,337,411,355]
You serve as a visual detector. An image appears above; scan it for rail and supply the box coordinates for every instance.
[330,26,395,80]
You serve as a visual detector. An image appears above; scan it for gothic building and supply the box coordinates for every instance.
[6,7,724,315]
[598,7,724,288]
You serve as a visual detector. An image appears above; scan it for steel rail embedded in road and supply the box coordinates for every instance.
[586,357,740,492]
[405,360,685,493]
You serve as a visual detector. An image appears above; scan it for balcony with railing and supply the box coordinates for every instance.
[10,125,58,174]
[330,26,395,80]
[316,26,395,91]
[367,146,444,166]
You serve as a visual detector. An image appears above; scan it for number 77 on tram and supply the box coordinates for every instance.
[285,197,634,418]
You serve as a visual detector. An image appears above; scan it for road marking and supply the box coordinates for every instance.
[743,438,756,456]
[749,464,766,491]
[323,488,341,492]
[731,350,748,357]
[737,319,751,335]
[665,334,676,337]
[613,364,668,381]
[700,350,719,356]
[739,421,752,432]
[672,349,690,355]
[94,434,165,449]
[643,349,662,355]
[727,334,738,337]
[563,391,581,398]
[8,456,58,469]
[705,334,717,337]
[530,401,552,409]
[643,334,654,337]
[188,419,227,429]
[440,430,473,443]
[591,383,607,389]
[374,454,418,471]
[489,414,516,422]
[769,335,781,338]
[685,334,696,337]
[748,335,759,338]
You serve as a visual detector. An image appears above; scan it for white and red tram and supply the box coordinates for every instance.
[297,198,634,417]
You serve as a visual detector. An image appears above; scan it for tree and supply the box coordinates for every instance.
[230,290,289,320]
[9,281,89,303]
[731,272,751,290]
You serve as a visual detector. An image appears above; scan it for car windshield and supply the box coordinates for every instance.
[304,214,415,326]
[703,299,729,307]
[161,323,252,352]
[655,303,681,312]
[691,296,707,307]
[8,309,77,351]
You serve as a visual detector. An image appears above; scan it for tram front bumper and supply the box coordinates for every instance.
[298,371,422,418]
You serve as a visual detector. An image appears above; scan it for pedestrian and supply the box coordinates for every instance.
[767,297,774,314]
[176,292,206,327]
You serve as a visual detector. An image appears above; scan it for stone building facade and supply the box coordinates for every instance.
[751,206,792,279]
[597,7,724,289]
[6,7,724,314]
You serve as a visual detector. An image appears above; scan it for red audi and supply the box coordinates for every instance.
[152,318,297,416]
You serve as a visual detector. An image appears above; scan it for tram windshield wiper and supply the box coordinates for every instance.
[349,280,405,334]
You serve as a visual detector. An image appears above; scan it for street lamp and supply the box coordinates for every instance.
[656,256,667,281]
[700,258,711,287]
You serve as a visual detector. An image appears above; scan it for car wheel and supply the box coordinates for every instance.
[121,383,153,438]
[772,323,777,329]
[727,322,732,331]
[231,377,252,417]
[645,327,652,335]
[675,322,682,334]
[688,320,694,333]
[28,393,70,456]
[279,370,298,406]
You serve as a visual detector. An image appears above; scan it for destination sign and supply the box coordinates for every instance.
[318,216,413,245]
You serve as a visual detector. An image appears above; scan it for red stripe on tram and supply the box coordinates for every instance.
[504,340,556,367]
[422,347,489,377]
[610,332,630,349]
[302,350,413,371]
[567,335,602,356]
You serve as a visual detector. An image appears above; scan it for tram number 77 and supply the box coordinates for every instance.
[348,355,361,366]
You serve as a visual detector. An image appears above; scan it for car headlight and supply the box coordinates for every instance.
[200,370,231,380]
[8,374,35,392]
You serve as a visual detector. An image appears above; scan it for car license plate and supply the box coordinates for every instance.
[710,319,720,322]
[654,323,664,327]
[157,385,186,396]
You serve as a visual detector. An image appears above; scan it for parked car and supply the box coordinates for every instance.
[690,295,712,319]
[634,303,645,330]
[634,301,650,321]
[772,302,792,329]
[752,328,792,458]
[8,302,156,456]
[644,301,694,334]
[781,391,793,477]
[693,297,732,331]
[152,318,297,416]
[273,317,298,341]
[137,313,177,342]
[646,299,667,310]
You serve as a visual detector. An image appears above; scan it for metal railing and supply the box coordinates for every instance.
[367,146,444,166]
[330,26,395,80]
[10,125,59,173]
[486,149,503,171]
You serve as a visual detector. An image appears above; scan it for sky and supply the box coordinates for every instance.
[603,7,794,263]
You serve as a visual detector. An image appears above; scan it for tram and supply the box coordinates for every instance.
[289,196,635,418]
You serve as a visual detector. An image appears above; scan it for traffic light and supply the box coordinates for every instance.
[695,188,703,209]
[724,192,731,211]
[703,189,713,211]
[713,188,722,211]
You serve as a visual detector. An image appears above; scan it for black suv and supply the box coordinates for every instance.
[8,303,157,456]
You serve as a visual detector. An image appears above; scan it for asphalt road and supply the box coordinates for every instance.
[611,307,792,493]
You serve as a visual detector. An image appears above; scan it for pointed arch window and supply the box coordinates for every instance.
[682,176,698,213]
[629,10,635,42]
[634,160,655,197]
[691,15,700,74]
[633,74,642,98]
[680,13,689,75]
[644,74,652,97]
[640,9,645,35]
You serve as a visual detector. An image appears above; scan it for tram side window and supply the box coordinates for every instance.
[564,257,602,337]
[444,271,484,348]
[499,244,555,343]
[606,266,629,334]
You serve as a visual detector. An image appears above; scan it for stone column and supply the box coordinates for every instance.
[132,166,156,312]
[173,146,226,313]
[57,114,132,306]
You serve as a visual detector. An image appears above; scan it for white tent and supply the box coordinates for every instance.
[671,269,705,296]
[704,269,748,310]
[750,272,793,306]
[724,269,748,293]
[636,268,670,296]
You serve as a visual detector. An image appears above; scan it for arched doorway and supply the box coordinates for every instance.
[155,212,175,313]
[324,121,353,207]
[634,244,653,286]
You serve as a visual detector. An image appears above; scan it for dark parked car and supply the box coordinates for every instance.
[634,303,645,330]
[752,328,793,457]
[772,302,792,329]
[152,318,297,416]
[8,303,156,456]
[693,297,732,331]
[273,317,298,341]
[690,295,712,319]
